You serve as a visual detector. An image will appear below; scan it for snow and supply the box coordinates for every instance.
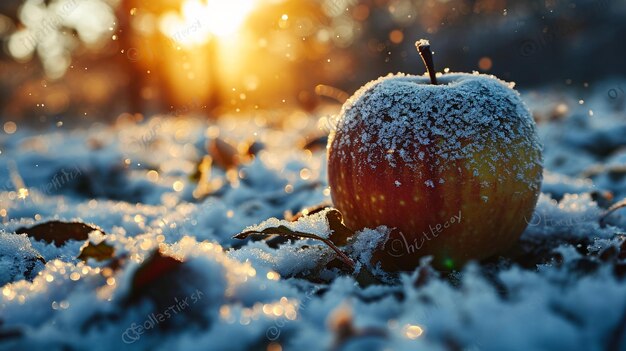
[0,233,43,285]
[1,80,626,350]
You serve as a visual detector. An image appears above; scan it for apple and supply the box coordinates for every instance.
[327,40,543,271]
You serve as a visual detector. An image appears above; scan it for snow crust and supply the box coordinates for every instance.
[1,80,626,350]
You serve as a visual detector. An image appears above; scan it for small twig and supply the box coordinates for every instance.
[315,84,350,104]
[234,226,356,270]
[582,164,626,178]
[600,198,626,227]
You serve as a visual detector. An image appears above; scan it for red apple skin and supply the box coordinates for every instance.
[327,73,543,271]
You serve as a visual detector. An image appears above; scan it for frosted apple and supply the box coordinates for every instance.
[327,41,543,271]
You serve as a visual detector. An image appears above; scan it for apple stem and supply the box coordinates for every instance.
[416,39,438,85]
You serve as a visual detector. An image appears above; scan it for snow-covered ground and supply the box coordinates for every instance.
[1,79,626,351]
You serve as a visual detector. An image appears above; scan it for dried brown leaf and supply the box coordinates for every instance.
[326,209,354,247]
[16,221,104,246]
[208,137,239,170]
[77,241,115,262]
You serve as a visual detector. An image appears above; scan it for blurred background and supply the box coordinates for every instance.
[0,0,625,124]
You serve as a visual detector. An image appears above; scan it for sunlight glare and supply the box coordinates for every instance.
[160,0,256,47]
[203,0,255,37]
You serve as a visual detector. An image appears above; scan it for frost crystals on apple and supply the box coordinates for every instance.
[329,72,543,189]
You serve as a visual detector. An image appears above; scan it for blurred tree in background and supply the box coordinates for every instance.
[0,0,625,123]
